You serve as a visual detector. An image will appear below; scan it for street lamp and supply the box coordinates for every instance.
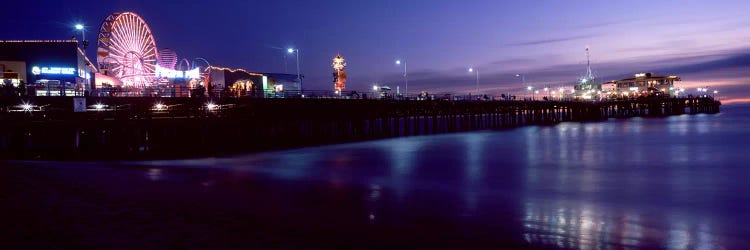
[396,59,407,97]
[75,24,86,49]
[527,86,534,100]
[287,48,302,95]
[469,67,479,94]
[516,74,526,100]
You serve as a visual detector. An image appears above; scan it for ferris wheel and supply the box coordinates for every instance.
[97,12,158,87]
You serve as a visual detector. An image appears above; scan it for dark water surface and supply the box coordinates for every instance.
[3,105,750,249]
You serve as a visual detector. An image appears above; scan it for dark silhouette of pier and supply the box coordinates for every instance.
[0,96,720,160]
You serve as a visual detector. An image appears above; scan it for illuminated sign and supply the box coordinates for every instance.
[634,73,646,78]
[185,68,200,78]
[31,66,76,75]
[155,65,200,79]
[629,87,639,91]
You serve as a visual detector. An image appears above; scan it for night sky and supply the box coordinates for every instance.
[3,0,749,103]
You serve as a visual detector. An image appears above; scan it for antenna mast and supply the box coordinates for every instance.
[585,46,593,80]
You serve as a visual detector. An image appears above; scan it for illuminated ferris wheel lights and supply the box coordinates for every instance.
[97,12,158,87]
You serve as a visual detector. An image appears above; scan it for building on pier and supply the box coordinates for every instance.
[207,66,301,98]
[0,40,97,97]
[608,73,681,98]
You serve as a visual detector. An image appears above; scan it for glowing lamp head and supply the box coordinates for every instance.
[373,85,379,91]
[154,103,165,110]
[395,60,401,65]
[527,86,533,91]
[515,74,521,77]
[94,103,104,110]
[713,90,718,94]
[581,78,587,83]
[468,68,474,72]
[75,24,84,30]
[21,103,33,111]
[206,103,217,111]
[287,48,295,54]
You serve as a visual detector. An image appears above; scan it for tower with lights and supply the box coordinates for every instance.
[332,55,347,92]
[573,46,602,100]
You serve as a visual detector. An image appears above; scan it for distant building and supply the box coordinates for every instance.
[609,73,681,98]
[0,40,97,96]
[573,76,603,100]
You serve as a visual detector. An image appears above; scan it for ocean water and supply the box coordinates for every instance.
[2,104,749,249]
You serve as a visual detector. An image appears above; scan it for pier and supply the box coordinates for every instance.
[0,97,721,160]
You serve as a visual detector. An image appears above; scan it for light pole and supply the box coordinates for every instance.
[527,85,534,100]
[515,74,525,84]
[396,59,407,97]
[75,24,86,49]
[287,48,302,94]
[469,67,479,95]
[516,74,526,101]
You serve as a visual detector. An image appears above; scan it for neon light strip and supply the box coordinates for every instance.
[0,40,78,43]
[206,66,264,76]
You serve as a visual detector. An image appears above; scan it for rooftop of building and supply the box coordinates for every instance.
[609,73,681,82]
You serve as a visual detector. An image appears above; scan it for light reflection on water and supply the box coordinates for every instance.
[521,199,727,249]
[13,105,750,248]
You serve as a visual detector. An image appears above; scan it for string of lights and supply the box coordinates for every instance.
[205,66,264,76]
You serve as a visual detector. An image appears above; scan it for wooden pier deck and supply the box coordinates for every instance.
[0,97,721,160]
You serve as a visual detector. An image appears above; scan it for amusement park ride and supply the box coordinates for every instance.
[96,12,159,87]
[95,12,205,88]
